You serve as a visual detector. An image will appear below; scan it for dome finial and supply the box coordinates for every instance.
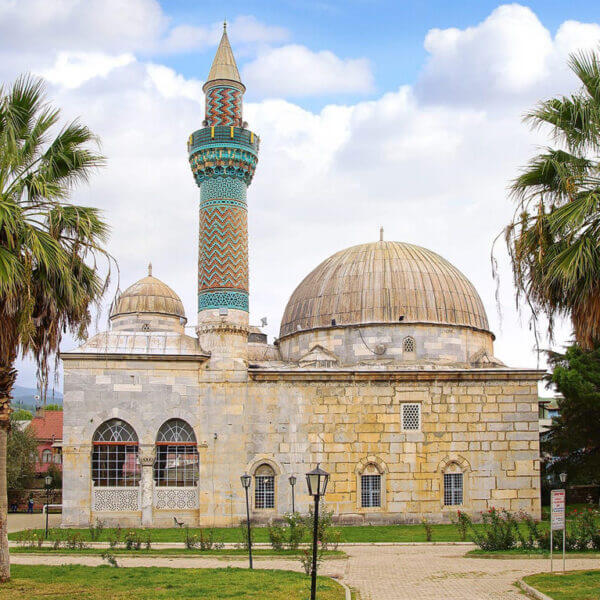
[148,262,152,277]
[223,19,227,31]
[379,227,384,242]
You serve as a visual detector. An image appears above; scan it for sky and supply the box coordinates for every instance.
[2,0,599,390]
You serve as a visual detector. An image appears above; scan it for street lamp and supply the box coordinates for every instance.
[288,474,297,513]
[559,472,567,485]
[240,472,253,569]
[44,475,52,539]
[306,464,329,600]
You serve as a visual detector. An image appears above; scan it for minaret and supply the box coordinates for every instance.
[188,24,259,372]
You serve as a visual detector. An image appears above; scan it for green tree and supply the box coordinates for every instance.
[6,420,37,491]
[501,49,600,348]
[544,345,600,483]
[0,76,110,581]
[10,409,32,420]
[44,404,62,411]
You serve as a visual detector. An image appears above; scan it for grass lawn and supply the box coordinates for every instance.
[1,564,345,600]
[467,549,600,559]
[10,523,482,544]
[523,570,600,600]
[11,546,346,558]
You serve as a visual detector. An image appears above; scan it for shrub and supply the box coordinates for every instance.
[65,531,87,550]
[238,519,254,550]
[268,522,286,551]
[88,518,105,542]
[452,510,471,542]
[421,517,433,542]
[284,512,306,551]
[124,529,142,550]
[299,543,324,575]
[108,525,122,549]
[322,527,341,551]
[303,502,333,546]
[101,551,119,567]
[469,508,518,551]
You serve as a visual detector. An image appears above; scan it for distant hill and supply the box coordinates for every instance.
[11,385,63,410]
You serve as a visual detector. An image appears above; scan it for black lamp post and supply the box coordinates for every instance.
[289,474,297,513]
[306,464,329,600]
[44,475,52,539]
[240,472,253,569]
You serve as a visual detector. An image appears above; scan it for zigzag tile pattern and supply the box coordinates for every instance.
[199,203,248,294]
[205,86,242,126]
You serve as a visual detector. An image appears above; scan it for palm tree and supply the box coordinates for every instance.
[0,75,111,581]
[503,49,600,349]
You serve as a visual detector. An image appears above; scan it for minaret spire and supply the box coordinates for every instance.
[204,24,244,91]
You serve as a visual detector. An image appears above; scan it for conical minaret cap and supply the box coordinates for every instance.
[204,24,244,91]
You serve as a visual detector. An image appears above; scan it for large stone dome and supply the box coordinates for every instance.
[110,267,186,322]
[280,240,490,338]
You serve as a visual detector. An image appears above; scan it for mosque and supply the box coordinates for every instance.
[61,27,542,527]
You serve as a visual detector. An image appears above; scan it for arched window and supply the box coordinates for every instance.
[360,464,381,508]
[154,419,198,487]
[443,463,463,506]
[254,464,275,509]
[41,449,52,463]
[403,336,416,354]
[92,419,139,487]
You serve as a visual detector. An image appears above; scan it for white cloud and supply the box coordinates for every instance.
[6,4,600,388]
[40,52,136,88]
[417,4,600,106]
[243,44,374,96]
[0,1,288,55]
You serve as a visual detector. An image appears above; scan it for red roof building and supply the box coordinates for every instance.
[29,410,63,474]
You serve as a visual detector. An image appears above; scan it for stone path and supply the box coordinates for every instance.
[11,544,598,599]
[7,513,61,533]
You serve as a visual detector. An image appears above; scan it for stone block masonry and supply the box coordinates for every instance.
[62,357,541,527]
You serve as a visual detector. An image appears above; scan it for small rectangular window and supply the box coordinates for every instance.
[361,474,381,508]
[402,403,421,430]
[443,473,463,506]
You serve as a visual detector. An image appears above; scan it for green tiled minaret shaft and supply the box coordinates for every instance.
[188,24,259,321]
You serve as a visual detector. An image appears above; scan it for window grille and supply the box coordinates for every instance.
[155,419,198,487]
[361,474,381,508]
[403,336,416,353]
[402,403,421,430]
[443,473,463,506]
[92,420,140,487]
[255,464,275,509]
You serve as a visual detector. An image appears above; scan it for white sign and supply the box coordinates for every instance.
[551,489,566,530]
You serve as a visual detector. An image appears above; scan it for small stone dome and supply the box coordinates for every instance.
[110,265,186,322]
[280,240,490,338]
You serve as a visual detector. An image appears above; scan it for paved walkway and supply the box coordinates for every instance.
[10,544,598,599]
[7,513,61,533]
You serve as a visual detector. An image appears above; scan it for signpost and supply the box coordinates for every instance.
[550,489,566,572]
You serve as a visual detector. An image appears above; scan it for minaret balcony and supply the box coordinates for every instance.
[188,125,260,155]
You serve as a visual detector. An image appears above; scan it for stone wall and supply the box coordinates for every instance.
[278,323,495,367]
[62,357,541,527]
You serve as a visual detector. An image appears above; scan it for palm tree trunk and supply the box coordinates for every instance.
[0,424,9,582]
[0,359,16,583]
[572,289,600,350]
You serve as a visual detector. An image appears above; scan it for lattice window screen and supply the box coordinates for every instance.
[443,473,463,506]
[402,403,421,430]
[361,474,381,508]
[255,464,275,509]
[403,337,416,353]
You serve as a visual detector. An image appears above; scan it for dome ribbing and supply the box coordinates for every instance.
[280,241,490,338]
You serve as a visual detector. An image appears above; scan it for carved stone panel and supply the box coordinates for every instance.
[154,487,199,510]
[93,487,141,512]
